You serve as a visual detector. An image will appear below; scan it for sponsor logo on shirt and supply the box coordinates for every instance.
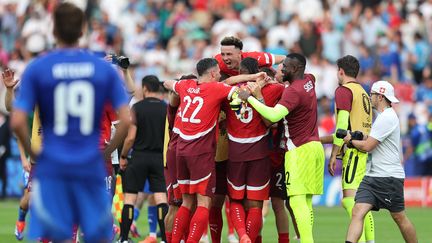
[304,80,313,92]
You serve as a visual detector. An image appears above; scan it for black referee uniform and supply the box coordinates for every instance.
[123,97,167,194]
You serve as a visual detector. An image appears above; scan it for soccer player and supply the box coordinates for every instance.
[11,2,130,242]
[239,53,325,243]
[320,55,375,243]
[164,58,238,243]
[223,57,284,243]
[215,36,285,78]
[343,81,417,243]
[262,65,293,243]
[118,75,169,243]
[2,68,43,241]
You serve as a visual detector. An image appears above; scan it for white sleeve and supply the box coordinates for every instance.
[369,112,397,142]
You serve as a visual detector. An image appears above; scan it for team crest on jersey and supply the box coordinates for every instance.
[303,81,313,92]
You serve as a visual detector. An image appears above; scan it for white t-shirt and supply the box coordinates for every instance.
[367,108,405,179]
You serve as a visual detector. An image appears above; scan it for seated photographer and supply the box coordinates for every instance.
[343,81,417,243]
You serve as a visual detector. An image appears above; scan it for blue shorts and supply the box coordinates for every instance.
[28,176,112,241]
[143,179,153,194]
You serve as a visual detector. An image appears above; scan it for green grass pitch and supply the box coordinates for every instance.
[0,199,431,242]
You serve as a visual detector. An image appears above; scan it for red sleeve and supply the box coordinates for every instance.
[106,103,118,124]
[305,73,316,83]
[262,83,284,106]
[173,80,184,94]
[278,86,300,112]
[334,86,353,111]
[245,52,274,67]
[216,82,236,100]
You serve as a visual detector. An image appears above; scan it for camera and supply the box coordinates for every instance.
[112,55,130,69]
[335,129,364,140]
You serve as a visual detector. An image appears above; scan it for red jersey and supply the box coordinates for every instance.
[99,103,118,148]
[167,104,179,151]
[173,79,236,156]
[215,52,275,76]
[278,74,320,150]
[223,83,284,161]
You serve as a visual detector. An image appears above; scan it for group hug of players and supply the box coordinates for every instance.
[4,34,376,243]
[124,35,376,243]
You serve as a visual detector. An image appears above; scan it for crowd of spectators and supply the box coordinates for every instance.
[0,0,431,176]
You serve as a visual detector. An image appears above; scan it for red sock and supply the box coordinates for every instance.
[230,201,247,237]
[187,206,210,243]
[278,233,289,243]
[172,206,191,243]
[225,200,235,234]
[184,210,194,241]
[245,207,262,242]
[166,231,172,243]
[209,207,223,243]
[256,235,262,243]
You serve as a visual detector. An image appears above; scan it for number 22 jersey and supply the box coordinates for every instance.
[172,79,236,156]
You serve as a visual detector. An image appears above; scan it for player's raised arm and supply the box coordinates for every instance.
[273,54,286,65]
[163,79,177,91]
[223,72,267,85]
[1,68,19,112]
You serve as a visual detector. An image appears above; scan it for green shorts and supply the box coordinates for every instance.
[284,141,325,196]
[342,148,368,190]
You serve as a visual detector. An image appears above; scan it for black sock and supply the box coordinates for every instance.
[120,204,134,241]
[345,241,353,243]
[157,203,169,242]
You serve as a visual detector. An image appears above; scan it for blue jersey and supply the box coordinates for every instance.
[14,48,128,178]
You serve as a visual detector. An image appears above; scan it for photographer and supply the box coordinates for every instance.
[344,81,417,243]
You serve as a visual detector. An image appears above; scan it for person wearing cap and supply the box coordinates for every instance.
[344,81,418,243]
[320,55,375,243]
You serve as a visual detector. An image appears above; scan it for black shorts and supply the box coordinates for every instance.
[123,151,166,194]
[355,176,405,213]
[215,160,228,195]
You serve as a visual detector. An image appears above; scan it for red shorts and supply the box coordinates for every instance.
[176,152,216,197]
[215,160,228,195]
[227,158,271,201]
[165,147,182,206]
[270,162,287,200]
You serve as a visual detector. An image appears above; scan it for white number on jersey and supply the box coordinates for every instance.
[181,96,203,124]
[54,81,95,135]
[239,105,253,124]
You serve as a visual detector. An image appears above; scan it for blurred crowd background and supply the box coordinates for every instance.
[0,0,431,195]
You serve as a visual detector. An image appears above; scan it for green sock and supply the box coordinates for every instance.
[290,195,314,243]
[306,194,314,227]
[342,197,366,242]
[364,211,375,242]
